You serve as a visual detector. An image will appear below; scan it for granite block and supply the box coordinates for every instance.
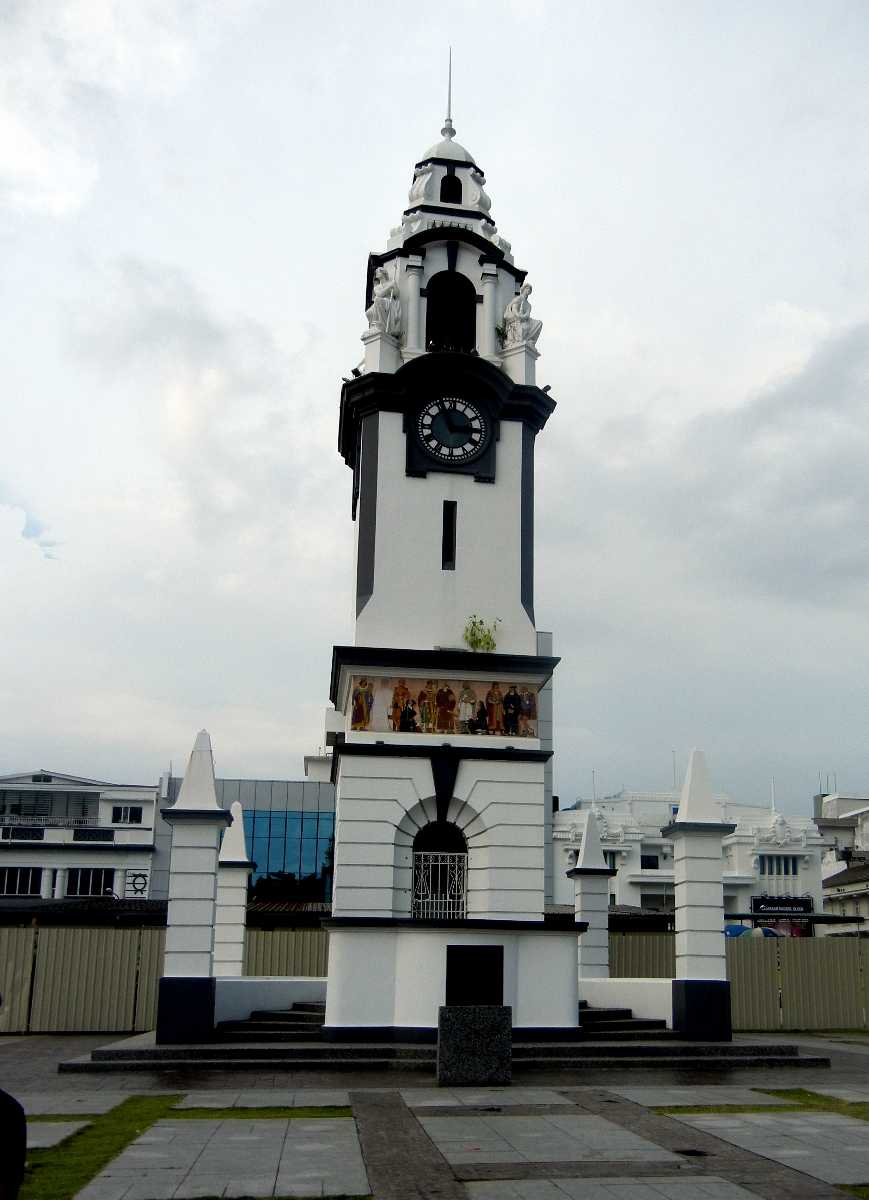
[437,1005,512,1086]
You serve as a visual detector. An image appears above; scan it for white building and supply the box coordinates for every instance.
[814,792,869,934]
[0,770,160,900]
[551,791,827,934]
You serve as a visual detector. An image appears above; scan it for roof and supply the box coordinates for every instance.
[815,816,859,828]
[0,770,152,789]
[824,862,869,888]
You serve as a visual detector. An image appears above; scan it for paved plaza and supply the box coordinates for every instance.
[6,1033,869,1198]
[672,1110,869,1185]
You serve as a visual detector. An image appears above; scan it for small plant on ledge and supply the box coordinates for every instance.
[463,614,501,653]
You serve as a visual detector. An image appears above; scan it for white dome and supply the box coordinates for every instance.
[421,136,476,164]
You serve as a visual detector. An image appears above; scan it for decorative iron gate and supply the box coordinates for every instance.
[412,851,467,919]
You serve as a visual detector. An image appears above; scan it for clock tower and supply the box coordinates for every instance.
[324,106,581,1038]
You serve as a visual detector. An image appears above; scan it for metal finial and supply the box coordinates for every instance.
[441,46,455,140]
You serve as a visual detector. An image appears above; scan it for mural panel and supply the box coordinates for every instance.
[350,676,539,737]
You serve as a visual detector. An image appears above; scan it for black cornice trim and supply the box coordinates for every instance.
[565,866,618,878]
[324,916,587,932]
[660,821,738,837]
[160,807,232,826]
[330,644,560,705]
[338,355,555,469]
[413,156,485,172]
[403,203,497,224]
[331,739,553,788]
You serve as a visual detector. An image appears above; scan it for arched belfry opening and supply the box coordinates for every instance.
[425,270,476,353]
[412,821,467,919]
[439,173,462,204]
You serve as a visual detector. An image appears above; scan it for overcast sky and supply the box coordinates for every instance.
[2,1,868,813]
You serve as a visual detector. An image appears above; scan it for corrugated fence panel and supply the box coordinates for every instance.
[244,928,329,977]
[860,940,869,1031]
[780,937,863,1029]
[609,933,675,978]
[134,929,166,1031]
[727,938,780,1030]
[0,928,36,1033]
[30,927,139,1032]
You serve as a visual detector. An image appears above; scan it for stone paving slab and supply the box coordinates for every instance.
[174,1088,350,1109]
[672,1111,869,1185]
[17,1090,129,1115]
[603,1087,798,1108]
[420,1113,682,1166]
[74,1117,368,1199]
[403,1087,568,1108]
[28,1119,90,1148]
[802,1084,869,1103]
[467,1178,763,1198]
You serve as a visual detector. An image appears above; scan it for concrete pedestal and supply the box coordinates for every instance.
[672,979,732,1041]
[156,977,216,1044]
[437,1005,512,1086]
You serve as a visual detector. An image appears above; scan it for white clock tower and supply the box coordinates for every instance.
[323,104,581,1038]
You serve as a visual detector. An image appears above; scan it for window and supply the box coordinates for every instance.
[66,867,115,897]
[640,893,674,912]
[439,172,462,203]
[603,851,618,871]
[111,806,142,824]
[425,270,477,353]
[759,855,799,877]
[0,866,42,896]
[412,822,468,920]
[441,501,457,570]
[640,854,659,870]
[1,826,44,841]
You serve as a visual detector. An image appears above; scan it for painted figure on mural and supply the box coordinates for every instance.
[457,683,477,732]
[486,683,504,734]
[502,684,522,736]
[436,683,457,732]
[399,698,419,732]
[520,686,537,736]
[351,678,374,730]
[469,700,488,734]
[417,680,437,733]
[390,679,411,731]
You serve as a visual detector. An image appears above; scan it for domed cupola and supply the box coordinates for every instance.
[359,80,545,393]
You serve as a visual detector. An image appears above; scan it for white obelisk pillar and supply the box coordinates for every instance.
[156,729,230,1043]
[662,749,736,1040]
[212,800,253,978]
[567,809,616,982]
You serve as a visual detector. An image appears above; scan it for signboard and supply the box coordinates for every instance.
[349,675,539,737]
[750,895,813,915]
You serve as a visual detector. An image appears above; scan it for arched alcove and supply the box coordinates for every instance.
[425,271,477,354]
[439,173,462,204]
[412,821,468,919]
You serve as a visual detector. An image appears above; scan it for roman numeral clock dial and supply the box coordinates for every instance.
[417,397,488,464]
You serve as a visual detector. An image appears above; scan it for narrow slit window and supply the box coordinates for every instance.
[442,500,457,570]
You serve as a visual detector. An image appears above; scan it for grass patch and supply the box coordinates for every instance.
[658,1089,869,1125]
[759,1088,869,1121]
[21,1094,180,1200]
[173,1104,352,1120]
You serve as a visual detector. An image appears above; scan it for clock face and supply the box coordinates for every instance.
[417,397,488,463]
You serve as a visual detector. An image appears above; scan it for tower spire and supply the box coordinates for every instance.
[441,46,455,141]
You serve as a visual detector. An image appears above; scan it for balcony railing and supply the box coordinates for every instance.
[0,814,101,827]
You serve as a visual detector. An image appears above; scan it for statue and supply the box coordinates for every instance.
[408,165,433,204]
[503,283,543,347]
[365,266,401,338]
[467,168,492,213]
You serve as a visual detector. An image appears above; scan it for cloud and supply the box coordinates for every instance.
[0,487,58,559]
[0,1,238,217]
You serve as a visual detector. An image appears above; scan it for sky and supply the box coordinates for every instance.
[2,0,868,813]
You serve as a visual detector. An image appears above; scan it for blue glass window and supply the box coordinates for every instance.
[302,812,319,837]
[300,840,317,875]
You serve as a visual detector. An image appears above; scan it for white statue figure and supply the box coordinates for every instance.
[408,164,433,205]
[365,266,401,338]
[467,168,492,213]
[591,803,609,842]
[503,283,543,347]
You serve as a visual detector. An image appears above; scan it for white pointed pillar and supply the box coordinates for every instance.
[566,810,616,982]
[662,749,736,1040]
[212,800,253,978]
[156,729,231,1043]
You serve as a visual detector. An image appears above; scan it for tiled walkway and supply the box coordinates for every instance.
[672,1110,869,1185]
[76,1117,368,1199]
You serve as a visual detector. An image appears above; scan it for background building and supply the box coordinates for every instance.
[551,790,827,935]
